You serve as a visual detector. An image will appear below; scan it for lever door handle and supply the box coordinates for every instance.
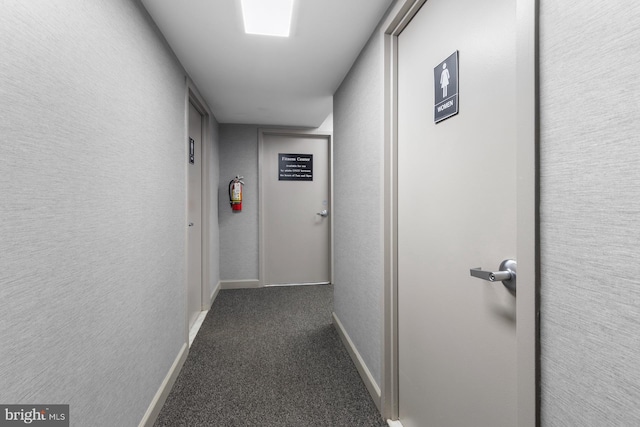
[470,268,512,282]
[469,259,517,294]
[316,209,328,217]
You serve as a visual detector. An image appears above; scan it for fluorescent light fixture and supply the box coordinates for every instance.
[241,0,294,37]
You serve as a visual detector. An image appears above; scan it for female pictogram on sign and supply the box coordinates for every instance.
[440,63,450,97]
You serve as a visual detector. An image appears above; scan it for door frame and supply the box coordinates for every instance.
[381,0,539,424]
[185,78,213,340]
[258,128,334,287]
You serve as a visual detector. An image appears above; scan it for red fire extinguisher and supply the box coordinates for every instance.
[229,175,244,212]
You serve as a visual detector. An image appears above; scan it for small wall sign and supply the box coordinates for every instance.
[278,153,313,181]
[434,51,459,123]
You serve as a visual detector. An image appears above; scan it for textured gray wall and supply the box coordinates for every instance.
[333,31,384,386]
[0,1,199,425]
[540,1,640,425]
[218,125,260,281]
[208,117,221,296]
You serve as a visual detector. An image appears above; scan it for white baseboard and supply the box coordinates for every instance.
[138,342,188,427]
[189,281,222,347]
[189,311,208,347]
[332,312,382,413]
[208,280,221,308]
[220,279,260,290]
[387,420,404,427]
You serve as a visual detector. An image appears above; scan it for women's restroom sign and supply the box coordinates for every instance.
[434,51,459,123]
[278,153,313,181]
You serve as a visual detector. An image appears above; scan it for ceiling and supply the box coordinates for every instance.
[141,0,394,127]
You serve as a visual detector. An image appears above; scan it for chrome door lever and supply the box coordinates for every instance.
[316,209,329,217]
[470,269,512,282]
[470,259,517,294]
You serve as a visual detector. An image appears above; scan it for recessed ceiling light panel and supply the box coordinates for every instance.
[241,0,294,37]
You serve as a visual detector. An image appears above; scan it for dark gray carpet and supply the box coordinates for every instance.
[154,285,387,427]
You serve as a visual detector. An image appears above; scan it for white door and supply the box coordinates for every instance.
[260,131,331,285]
[187,102,202,329]
[397,0,520,426]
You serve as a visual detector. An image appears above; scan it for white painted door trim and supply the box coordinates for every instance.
[258,128,334,287]
[380,0,539,424]
[185,78,213,341]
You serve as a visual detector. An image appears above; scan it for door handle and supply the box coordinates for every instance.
[316,209,329,217]
[470,259,516,293]
[188,222,194,227]
[470,269,511,282]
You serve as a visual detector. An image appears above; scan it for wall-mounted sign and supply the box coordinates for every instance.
[278,153,313,181]
[189,138,195,164]
[434,51,459,123]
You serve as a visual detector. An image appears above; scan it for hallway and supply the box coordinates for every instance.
[2,1,640,426]
[154,286,385,427]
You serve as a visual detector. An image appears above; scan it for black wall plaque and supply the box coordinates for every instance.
[278,153,313,181]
